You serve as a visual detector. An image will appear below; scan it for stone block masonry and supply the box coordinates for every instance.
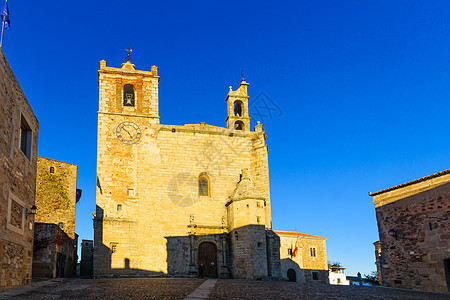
[370,170,450,292]
[0,48,39,287]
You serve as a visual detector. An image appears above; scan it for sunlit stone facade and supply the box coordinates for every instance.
[93,59,280,279]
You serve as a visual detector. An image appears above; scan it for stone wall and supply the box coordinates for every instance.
[0,48,39,287]
[32,223,76,278]
[276,231,328,284]
[94,60,274,278]
[372,174,450,292]
[35,157,78,239]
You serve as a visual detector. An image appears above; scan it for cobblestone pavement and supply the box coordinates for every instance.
[7,278,205,300]
[209,280,450,300]
[3,278,450,300]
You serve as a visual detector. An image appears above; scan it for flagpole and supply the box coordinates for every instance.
[0,0,5,48]
[0,18,4,48]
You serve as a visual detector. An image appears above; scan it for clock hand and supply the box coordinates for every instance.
[122,127,133,138]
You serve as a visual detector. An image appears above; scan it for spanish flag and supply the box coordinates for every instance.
[292,236,299,257]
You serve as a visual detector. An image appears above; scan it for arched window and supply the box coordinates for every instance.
[58,222,64,229]
[199,176,209,196]
[123,84,135,107]
[234,100,243,117]
[50,166,55,173]
[234,121,244,130]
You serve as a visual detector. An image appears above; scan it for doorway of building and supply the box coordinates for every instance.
[287,268,296,282]
[198,242,218,278]
[444,258,450,292]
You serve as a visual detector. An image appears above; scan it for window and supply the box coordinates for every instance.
[50,166,55,173]
[312,271,319,280]
[6,192,25,235]
[123,84,135,106]
[199,176,209,196]
[337,278,341,284]
[310,247,316,257]
[111,245,117,253]
[58,222,64,229]
[127,189,134,196]
[19,115,32,160]
[234,121,244,131]
[234,100,243,117]
[117,204,122,211]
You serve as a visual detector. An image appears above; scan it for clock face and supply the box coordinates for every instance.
[116,121,141,144]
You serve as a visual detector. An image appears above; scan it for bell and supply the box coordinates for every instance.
[125,93,133,105]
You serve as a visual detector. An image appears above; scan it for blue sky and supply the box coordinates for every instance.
[4,1,450,276]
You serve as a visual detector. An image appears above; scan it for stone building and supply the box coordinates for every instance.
[80,239,93,276]
[275,230,328,284]
[32,223,76,278]
[94,58,280,279]
[35,157,81,240]
[373,240,383,285]
[370,169,450,292]
[0,48,39,287]
[33,157,81,277]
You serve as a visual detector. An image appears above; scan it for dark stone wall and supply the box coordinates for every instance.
[32,223,76,278]
[375,182,450,292]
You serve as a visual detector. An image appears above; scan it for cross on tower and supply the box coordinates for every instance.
[125,47,133,62]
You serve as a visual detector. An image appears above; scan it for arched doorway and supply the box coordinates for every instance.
[198,242,218,278]
[287,268,296,282]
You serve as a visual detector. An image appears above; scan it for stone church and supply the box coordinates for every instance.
[93,57,319,280]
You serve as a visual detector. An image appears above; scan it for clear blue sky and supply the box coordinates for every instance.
[4,1,450,276]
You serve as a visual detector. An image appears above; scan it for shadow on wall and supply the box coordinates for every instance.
[93,205,165,277]
[280,258,328,284]
[93,205,282,279]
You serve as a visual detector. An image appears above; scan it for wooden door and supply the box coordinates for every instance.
[198,242,218,278]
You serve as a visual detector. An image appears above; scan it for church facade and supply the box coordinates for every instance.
[93,58,281,279]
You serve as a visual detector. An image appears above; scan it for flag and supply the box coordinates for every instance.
[1,1,10,30]
[292,236,299,257]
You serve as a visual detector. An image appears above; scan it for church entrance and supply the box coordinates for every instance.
[287,268,296,282]
[198,242,218,278]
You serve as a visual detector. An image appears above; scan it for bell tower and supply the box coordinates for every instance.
[98,55,160,122]
[226,78,251,131]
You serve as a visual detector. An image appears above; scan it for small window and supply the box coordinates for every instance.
[127,189,134,196]
[288,248,292,256]
[117,204,122,211]
[310,247,316,257]
[337,278,341,284]
[111,245,117,253]
[20,115,32,160]
[58,222,64,229]
[50,167,55,173]
[123,84,135,106]
[257,216,261,223]
[199,177,209,196]
[312,271,319,280]
[234,121,244,131]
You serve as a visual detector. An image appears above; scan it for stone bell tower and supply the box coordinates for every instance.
[98,55,160,121]
[226,79,251,131]
[94,54,160,276]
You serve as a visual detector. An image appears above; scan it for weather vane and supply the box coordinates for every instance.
[241,69,244,79]
[125,47,133,62]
